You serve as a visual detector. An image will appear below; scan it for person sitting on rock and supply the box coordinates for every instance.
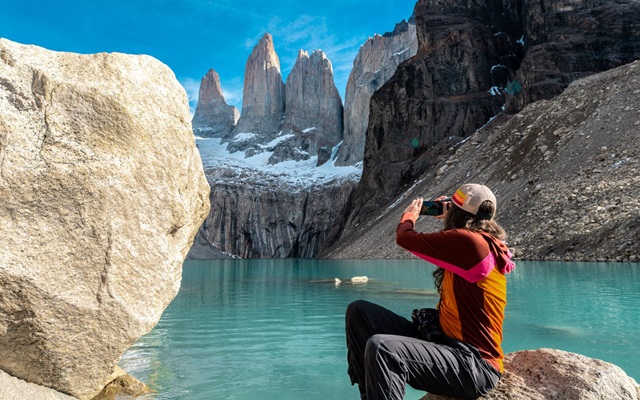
[345,183,515,399]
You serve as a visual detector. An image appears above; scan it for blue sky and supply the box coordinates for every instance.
[0,0,416,114]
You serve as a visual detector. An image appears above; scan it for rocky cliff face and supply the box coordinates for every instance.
[227,33,286,154]
[336,19,418,166]
[190,21,418,258]
[506,0,640,112]
[423,349,640,400]
[0,39,210,398]
[336,0,640,242]
[193,164,357,258]
[320,61,640,263]
[270,50,343,166]
[191,69,239,137]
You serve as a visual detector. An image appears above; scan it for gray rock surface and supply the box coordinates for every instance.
[270,50,343,166]
[186,229,236,260]
[336,19,418,166]
[227,33,285,154]
[0,39,210,398]
[191,68,239,137]
[422,349,640,400]
[321,61,640,262]
[0,370,75,400]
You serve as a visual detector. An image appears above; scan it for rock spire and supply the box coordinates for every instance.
[191,68,239,137]
[227,33,285,153]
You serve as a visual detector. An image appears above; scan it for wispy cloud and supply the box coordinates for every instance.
[180,75,244,115]
[221,76,244,110]
[180,77,201,116]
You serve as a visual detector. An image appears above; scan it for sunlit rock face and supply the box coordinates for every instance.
[226,33,286,155]
[0,38,210,399]
[422,349,640,400]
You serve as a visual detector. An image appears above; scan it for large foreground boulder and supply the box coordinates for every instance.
[422,349,640,400]
[0,38,210,399]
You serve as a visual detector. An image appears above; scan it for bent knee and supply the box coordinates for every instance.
[346,299,370,313]
[365,334,390,355]
[345,299,371,321]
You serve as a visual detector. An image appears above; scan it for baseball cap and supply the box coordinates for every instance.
[450,184,496,218]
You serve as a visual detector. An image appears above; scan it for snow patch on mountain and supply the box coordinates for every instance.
[196,136,361,187]
[259,133,294,148]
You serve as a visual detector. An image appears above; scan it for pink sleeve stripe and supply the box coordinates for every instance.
[408,250,496,283]
[502,249,515,274]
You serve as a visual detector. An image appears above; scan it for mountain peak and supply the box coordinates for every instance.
[226,31,286,147]
[192,68,239,137]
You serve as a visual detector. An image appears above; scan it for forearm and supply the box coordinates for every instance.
[396,219,420,251]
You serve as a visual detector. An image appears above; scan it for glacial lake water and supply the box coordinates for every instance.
[120,260,640,399]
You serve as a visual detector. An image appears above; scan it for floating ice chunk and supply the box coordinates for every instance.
[350,276,368,284]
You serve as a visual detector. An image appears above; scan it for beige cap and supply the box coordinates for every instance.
[450,183,497,217]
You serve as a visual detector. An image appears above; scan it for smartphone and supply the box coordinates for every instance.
[420,198,451,216]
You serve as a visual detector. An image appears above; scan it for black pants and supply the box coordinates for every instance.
[345,300,501,400]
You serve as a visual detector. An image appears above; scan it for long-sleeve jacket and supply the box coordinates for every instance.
[396,215,515,372]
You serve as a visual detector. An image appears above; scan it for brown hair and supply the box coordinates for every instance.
[432,200,507,292]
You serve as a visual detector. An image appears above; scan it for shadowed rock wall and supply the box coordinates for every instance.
[337,0,640,242]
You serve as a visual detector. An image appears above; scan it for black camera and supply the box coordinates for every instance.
[420,198,451,216]
[411,308,444,342]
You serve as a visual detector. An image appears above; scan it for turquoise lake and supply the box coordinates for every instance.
[120,260,640,399]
